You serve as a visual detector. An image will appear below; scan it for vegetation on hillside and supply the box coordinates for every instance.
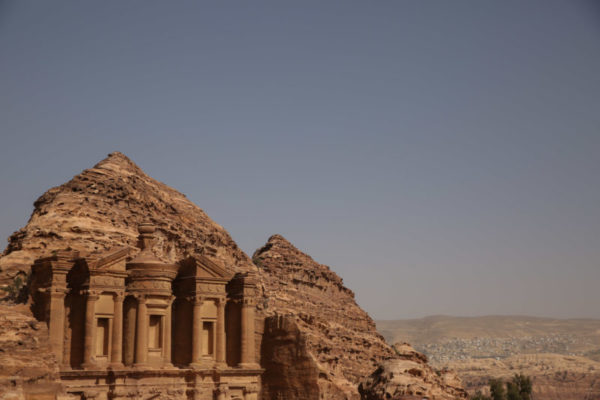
[470,374,532,400]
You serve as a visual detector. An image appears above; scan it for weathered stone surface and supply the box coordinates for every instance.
[0,152,465,399]
[254,235,465,399]
[378,315,600,400]
[448,353,600,400]
[359,343,467,400]
[0,304,65,400]
[0,152,256,286]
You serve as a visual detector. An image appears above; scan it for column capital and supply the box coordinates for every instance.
[85,290,100,300]
[242,298,255,307]
[113,292,125,302]
[244,384,259,394]
[216,384,229,395]
[49,288,68,298]
[215,297,227,306]
[192,295,204,304]
[134,294,147,303]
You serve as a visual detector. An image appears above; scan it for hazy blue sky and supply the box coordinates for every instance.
[1,1,599,319]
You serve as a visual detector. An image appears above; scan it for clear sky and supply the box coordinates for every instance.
[1,1,599,319]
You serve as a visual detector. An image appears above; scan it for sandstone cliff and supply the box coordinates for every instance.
[253,234,466,399]
[359,343,467,400]
[0,152,465,399]
[0,304,65,399]
[0,152,255,286]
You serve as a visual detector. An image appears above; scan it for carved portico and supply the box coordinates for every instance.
[173,255,231,368]
[30,223,262,400]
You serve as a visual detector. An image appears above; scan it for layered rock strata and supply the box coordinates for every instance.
[0,152,255,286]
[0,152,465,399]
[0,304,66,400]
[253,234,466,399]
[359,343,467,400]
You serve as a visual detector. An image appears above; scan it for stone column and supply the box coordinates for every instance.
[82,291,99,369]
[163,297,173,366]
[191,296,203,366]
[48,289,66,365]
[216,297,226,366]
[134,295,148,367]
[110,293,124,367]
[240,299,256,367]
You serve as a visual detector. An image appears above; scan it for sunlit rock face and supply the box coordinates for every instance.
[254,235,467,399]
[0,152,467,399]
[358,343,467,400]
[0,151,256,286]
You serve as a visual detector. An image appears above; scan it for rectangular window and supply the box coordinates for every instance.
[96,318,109,356]
[202,321,214,356]
[149,315,163,349]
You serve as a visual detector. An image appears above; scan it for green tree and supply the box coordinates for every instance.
[470,374,533,400]
[506,380,521,400]
[470,391,490,400]
[489,378,506,400]
[511,374,532,400]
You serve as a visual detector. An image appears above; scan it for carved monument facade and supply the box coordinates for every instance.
[29,223,261,400]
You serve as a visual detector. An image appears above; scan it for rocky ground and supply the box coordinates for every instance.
[450,354,600,400]
[378,316,600,400]
[0,152,467,399]
[0,304,64,399]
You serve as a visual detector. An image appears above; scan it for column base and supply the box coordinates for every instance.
[81,362,99,370]
[238,362,260,369]
[190,359,214,369]
[133,363,149,369]
[215,361,228,369]
[109,362,124,369]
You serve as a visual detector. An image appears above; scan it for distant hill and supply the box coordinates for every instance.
[377,315,600,361]
[376,316,600,399]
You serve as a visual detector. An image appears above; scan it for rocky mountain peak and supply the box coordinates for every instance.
[92,151,146,176]
[0,153,467,399]
[0,152,254,284]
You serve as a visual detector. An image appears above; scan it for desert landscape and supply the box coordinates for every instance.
[2,2,598,400]
[378,316,600,399]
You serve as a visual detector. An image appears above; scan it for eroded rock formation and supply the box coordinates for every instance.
[0,152,465,399]
[0,152,255,286]
[359,343,467,400]
[253,234,466,399]
[0,304,65,399]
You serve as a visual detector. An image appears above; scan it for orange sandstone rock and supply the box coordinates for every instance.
[0,152,466,399]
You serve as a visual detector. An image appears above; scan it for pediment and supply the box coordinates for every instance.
[88,247,130,272]
[179,255,231,281]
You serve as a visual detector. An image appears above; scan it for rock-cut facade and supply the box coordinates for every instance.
[29,222,261,400]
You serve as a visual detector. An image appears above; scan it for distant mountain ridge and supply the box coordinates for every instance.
[377,315,600,360]
[377,315,600,399]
